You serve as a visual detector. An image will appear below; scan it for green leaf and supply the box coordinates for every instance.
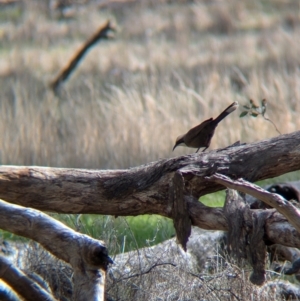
[251,112,259,117]
[239,111,248,118]
[243,105,250,109]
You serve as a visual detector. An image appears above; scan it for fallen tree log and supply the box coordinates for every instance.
[0,130,299,217]
[206,173,300,233]
[0,131,300,290]
[0,131,299,250]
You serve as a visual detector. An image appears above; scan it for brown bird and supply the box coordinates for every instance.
[173,101,239,153]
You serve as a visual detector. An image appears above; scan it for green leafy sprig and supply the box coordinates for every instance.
[240,99,281,135]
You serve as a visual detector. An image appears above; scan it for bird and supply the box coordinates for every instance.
[172,101,239,153]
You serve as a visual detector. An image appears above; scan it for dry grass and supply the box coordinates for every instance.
[12,228,290,301]
[0,0,299,169]
[0,1,300,299]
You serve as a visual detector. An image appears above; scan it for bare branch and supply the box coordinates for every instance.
[50,20,115,93]
[206,173,300,233]
[187,194,300,249]
[0,255,57,301]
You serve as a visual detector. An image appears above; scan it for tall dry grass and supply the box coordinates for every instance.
[1,1,300,299]
[0,0,299,169]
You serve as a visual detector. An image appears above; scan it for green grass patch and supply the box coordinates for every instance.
[0,230,28,242]
[0,7,23,24]
[257,170,300,187]
[200,191,226,207]
[0,214,174,254]
[52,214,175,254]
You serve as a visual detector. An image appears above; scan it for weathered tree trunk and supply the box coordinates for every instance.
[0,132,299,248]
[0,199,113,301]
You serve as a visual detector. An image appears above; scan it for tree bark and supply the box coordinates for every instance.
[0,131,300,291]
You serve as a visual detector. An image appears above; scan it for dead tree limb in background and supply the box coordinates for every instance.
[50,20,115,93]
[0,199,113,301]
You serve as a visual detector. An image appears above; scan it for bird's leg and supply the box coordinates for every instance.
[202,147,208,152]
[196,147,200,153]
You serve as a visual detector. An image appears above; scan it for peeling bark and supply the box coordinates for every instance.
[248,211,268,286]
[223,189,250,261]
[223,190,267,285]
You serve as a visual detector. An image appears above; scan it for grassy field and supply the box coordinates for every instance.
[0,0,300,252]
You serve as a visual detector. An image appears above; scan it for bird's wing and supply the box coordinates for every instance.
[184,118,213,143]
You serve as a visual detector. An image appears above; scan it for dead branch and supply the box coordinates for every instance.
[205,173,300,285]
[0,255,57,301]
[270,244,300,264]
[50,20,115,93]
[0,0,20,6]
[0,199,113,301]
[206,173,300,233]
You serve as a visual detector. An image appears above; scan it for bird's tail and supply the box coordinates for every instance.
[213,101,239,124]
